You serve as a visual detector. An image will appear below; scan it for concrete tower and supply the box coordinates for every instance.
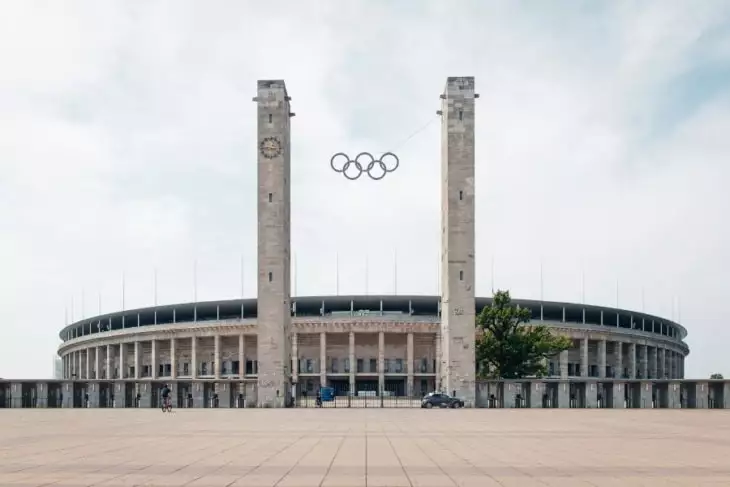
[440,76,477,406]
[254,80,293,408]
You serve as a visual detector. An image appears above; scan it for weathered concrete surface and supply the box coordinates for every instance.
[440,76,477,406]
[2,409,730,486]
[256,79,292,408]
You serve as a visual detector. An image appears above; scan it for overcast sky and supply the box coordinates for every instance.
[2,1,729,379]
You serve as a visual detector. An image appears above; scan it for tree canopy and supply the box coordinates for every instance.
[710,373,724,379]
[475,290,572,379]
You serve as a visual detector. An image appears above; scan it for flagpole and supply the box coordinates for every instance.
[98,291,101,316]
[193,259,198,303]
[641,287,645,313]
[240,254,244,299]
[293,252,298,297]
[365,254,369,296]
[437,251,440,295]
[539,259,544,302]
[154,268,158,306]
[581,270,585,304]
[677,296,681,323]
[394,249,398,295]
[122,272,126,312]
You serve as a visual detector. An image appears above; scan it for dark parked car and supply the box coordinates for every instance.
[421,392,464,409]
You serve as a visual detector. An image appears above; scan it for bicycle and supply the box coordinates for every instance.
[161,396,172,413]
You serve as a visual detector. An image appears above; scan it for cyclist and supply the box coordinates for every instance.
[161,384,171,411]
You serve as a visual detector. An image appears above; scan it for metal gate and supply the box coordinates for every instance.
[295,380,421,408]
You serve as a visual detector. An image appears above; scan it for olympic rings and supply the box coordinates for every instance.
[330,152,400,180]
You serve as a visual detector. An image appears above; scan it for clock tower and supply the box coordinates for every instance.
[254,80,293,408]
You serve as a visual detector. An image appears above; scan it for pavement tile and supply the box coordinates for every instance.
[1,409,729,486]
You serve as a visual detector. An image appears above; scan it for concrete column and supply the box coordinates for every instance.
[76,351,81,379]
[598,339,606,378]
[665,350,671,379]
[378,331,385,394]
[640,345,648,379]
[439,76,477,405]
[151,339,157,379]
[614,341,623,378]
[94,347,100,380]
[292,333,299,382]
[191,336,197,379]
[170,337,177,379]
[659,347,666,379]
[677,353,682,379]
[214,334,221,380]
[559,349,568,379]
[254,79,292,408]
[434,332,441,390]
[85,349,91,380]
[134,341,140,379]
[670,351,676,379]
[677,352,682,379]
[580,337,588,377]
[677,354,684,382]
[119,343,125,379]
[106,345,112,380]
[406,332,414,396]
[650,346,658,379]
[629,343,636,379]
[239,334,245,377]
[319,332,327,387]
[349,331,355,395]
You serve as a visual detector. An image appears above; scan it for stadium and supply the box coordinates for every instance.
[2,77,727,410]
[51,294,690,409]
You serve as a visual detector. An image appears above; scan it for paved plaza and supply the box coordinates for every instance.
[1,409,730,486]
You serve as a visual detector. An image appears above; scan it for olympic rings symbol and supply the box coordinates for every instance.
[330,152,400,180]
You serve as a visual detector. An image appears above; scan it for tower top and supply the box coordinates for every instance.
[257,79,289,96]
[445,76,475,92]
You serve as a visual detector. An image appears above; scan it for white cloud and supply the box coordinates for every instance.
[1,0,729,378]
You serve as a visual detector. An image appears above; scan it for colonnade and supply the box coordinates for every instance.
[61,334,685,387]
[556,338,685,380]
[61,334,253,381]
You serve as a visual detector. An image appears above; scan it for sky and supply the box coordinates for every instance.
[1,0,729,379]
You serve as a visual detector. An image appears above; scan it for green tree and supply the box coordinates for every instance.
[475,290,572,379]
[710,373,724,379]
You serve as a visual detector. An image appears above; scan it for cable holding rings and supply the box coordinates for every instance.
[330,152,400,180]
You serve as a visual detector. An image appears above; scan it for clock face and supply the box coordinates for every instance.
[259,136,282,159]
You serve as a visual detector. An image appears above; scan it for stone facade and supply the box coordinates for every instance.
[57,323,688,387]
[5,378,729,410]
[440,76,477,405]
[255,80,293,408]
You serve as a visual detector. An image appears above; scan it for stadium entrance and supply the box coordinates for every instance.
[295,379,421,408]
